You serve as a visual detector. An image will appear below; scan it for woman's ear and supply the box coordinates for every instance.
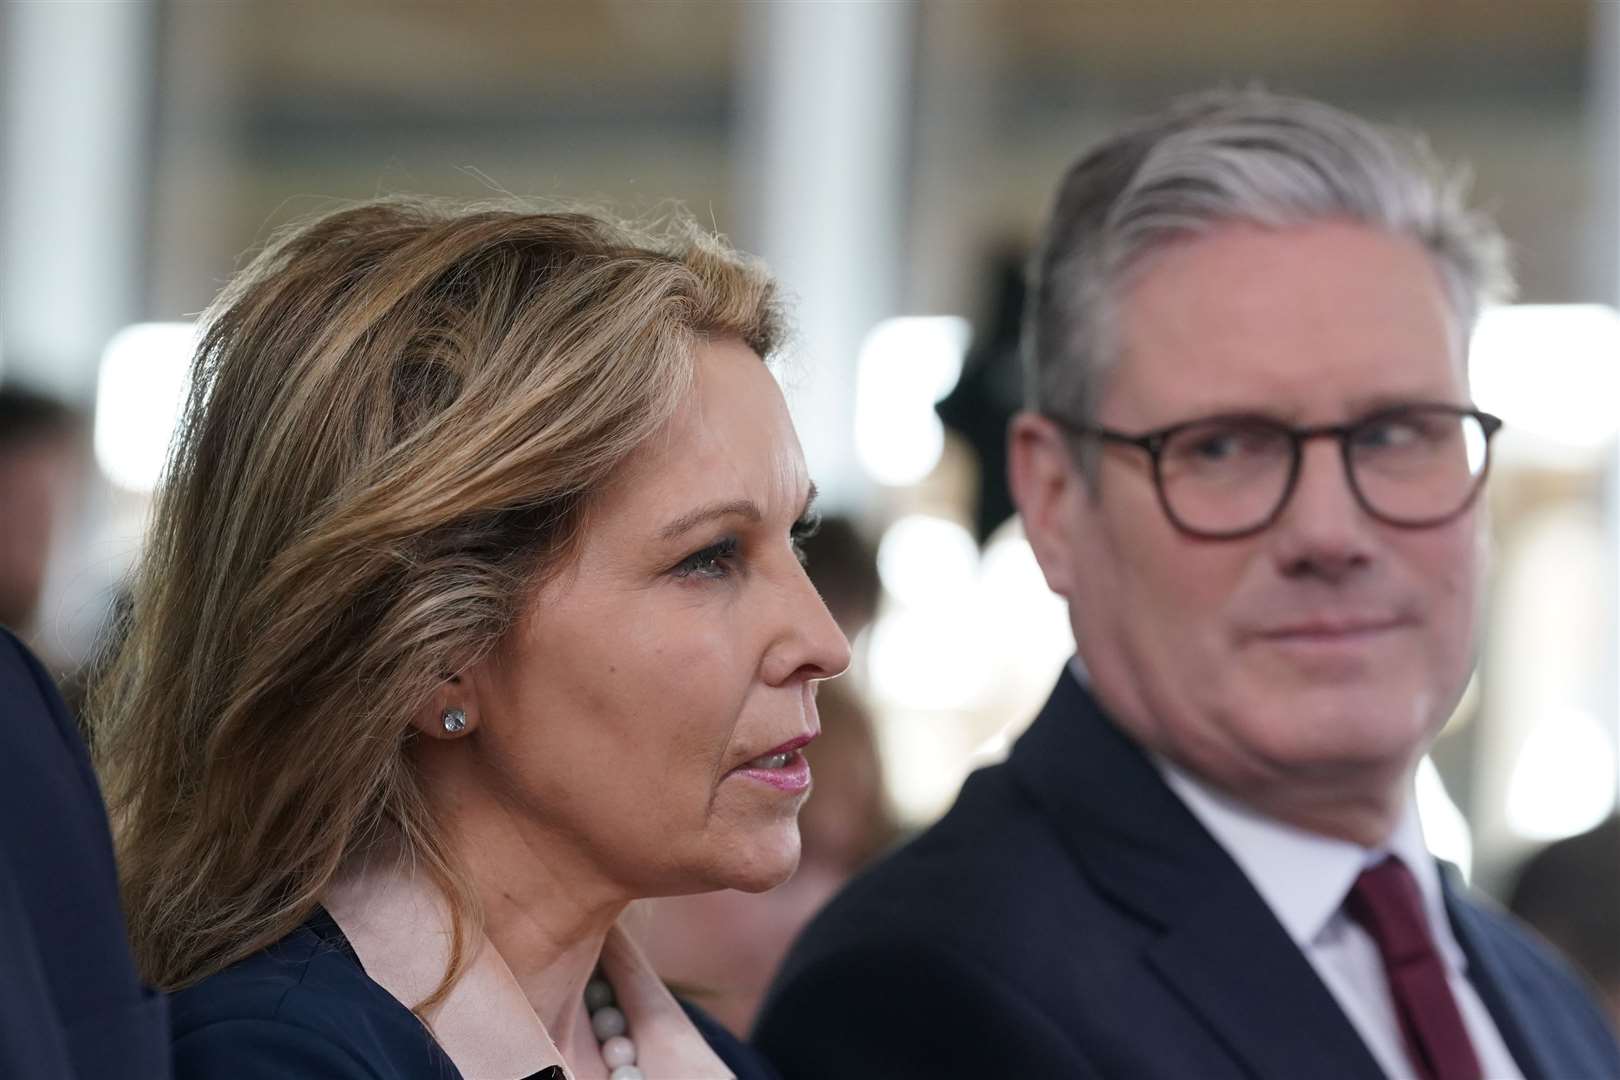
[410,672,478,740]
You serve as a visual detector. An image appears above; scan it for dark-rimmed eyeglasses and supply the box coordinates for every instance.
[1047,403,1503,540]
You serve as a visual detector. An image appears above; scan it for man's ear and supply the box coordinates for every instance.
[410,670,479,741]
[1007,410,1088,600]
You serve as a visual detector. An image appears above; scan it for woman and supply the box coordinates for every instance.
[90,200,850,1079]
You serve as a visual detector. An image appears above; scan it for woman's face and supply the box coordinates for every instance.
[462,338,850,897]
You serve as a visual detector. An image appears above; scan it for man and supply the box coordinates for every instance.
[756,90,1620,1079]
[1,625,170,1077]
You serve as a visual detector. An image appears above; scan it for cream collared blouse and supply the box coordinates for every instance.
[323,856,736,1080]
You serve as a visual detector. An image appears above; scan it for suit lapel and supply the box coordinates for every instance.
[1442,876,1554,1080]
[1006,674,1385,1079]
[1144,876,1385,1079]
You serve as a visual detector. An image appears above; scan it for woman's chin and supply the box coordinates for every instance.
[716,830,802,894]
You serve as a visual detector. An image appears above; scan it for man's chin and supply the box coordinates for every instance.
[1227,685,1437,768]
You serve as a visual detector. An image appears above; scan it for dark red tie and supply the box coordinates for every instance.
[1345,856,1483,1080]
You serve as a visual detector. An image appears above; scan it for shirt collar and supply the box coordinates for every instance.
[1067,656,1461,966]
[1158,757,1368,946]
[323,850,732,1080]
[1161,762,1463,968]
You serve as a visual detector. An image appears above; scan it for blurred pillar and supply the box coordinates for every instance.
[0,2,155,400]
[1595,0,1620,810]
[907,3,995,319]
[146,3,248,322]
[733,1,916,512]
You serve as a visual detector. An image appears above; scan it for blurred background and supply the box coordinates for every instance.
[3,0,1618,1028]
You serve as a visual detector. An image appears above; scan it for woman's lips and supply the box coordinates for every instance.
[734,751,812,792]
[730,734,816,793]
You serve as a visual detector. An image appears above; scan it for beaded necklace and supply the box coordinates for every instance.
[584,972,643,1079]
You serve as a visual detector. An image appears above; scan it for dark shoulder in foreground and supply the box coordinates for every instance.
[755,758,1104,1079]
[168,911,454,1080]
[767,750,1079,990]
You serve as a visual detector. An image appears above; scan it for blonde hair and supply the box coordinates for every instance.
[90,199,784,1006]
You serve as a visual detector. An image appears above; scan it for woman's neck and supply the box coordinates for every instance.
[445,802,632,1051]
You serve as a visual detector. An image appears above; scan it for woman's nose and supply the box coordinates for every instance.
[763,563,852,686]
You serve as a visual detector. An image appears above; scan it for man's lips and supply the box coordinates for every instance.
[1250,615,1414,642]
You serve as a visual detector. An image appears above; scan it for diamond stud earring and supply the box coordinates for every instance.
[441,707,467,735]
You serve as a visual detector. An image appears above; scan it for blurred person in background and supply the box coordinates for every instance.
[1508,815,1620,1031]
[790,516,881,641]
[91,199,849,1079]
[642,517,896,1035]
[0,385,83,651]
[757,89,1620,1080]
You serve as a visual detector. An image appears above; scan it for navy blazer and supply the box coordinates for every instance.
[756,671,1620,1079]
[171,907,779,1079]
[0,627,170,1080]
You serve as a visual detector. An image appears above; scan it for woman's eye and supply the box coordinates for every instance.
[673,537,739,580]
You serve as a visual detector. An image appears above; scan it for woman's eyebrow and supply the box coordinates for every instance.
[658,499,761,541]
[657,481,819,541]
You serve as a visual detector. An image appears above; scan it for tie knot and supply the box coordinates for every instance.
[1344,856,1484,1080]
[1346,855,1437,968]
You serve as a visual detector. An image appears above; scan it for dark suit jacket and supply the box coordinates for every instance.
[0,626,170,1080]
[170,907,779,1079]
[755,671,1620,1079]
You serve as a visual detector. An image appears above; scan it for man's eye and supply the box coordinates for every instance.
[673,537,739,580]
[1189,434,1242,461]
[1177,425,1274,463]
[1355,418,1425,449]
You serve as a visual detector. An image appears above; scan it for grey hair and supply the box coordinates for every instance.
[1023,88,1515,435]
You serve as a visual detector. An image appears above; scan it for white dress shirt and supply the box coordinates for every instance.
[1156,758,1524,1080]
[1068,652,1522,1078]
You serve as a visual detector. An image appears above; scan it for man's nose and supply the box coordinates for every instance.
[1267,436,1376,582]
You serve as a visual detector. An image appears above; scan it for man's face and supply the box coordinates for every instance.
[1051,221,1482,812]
